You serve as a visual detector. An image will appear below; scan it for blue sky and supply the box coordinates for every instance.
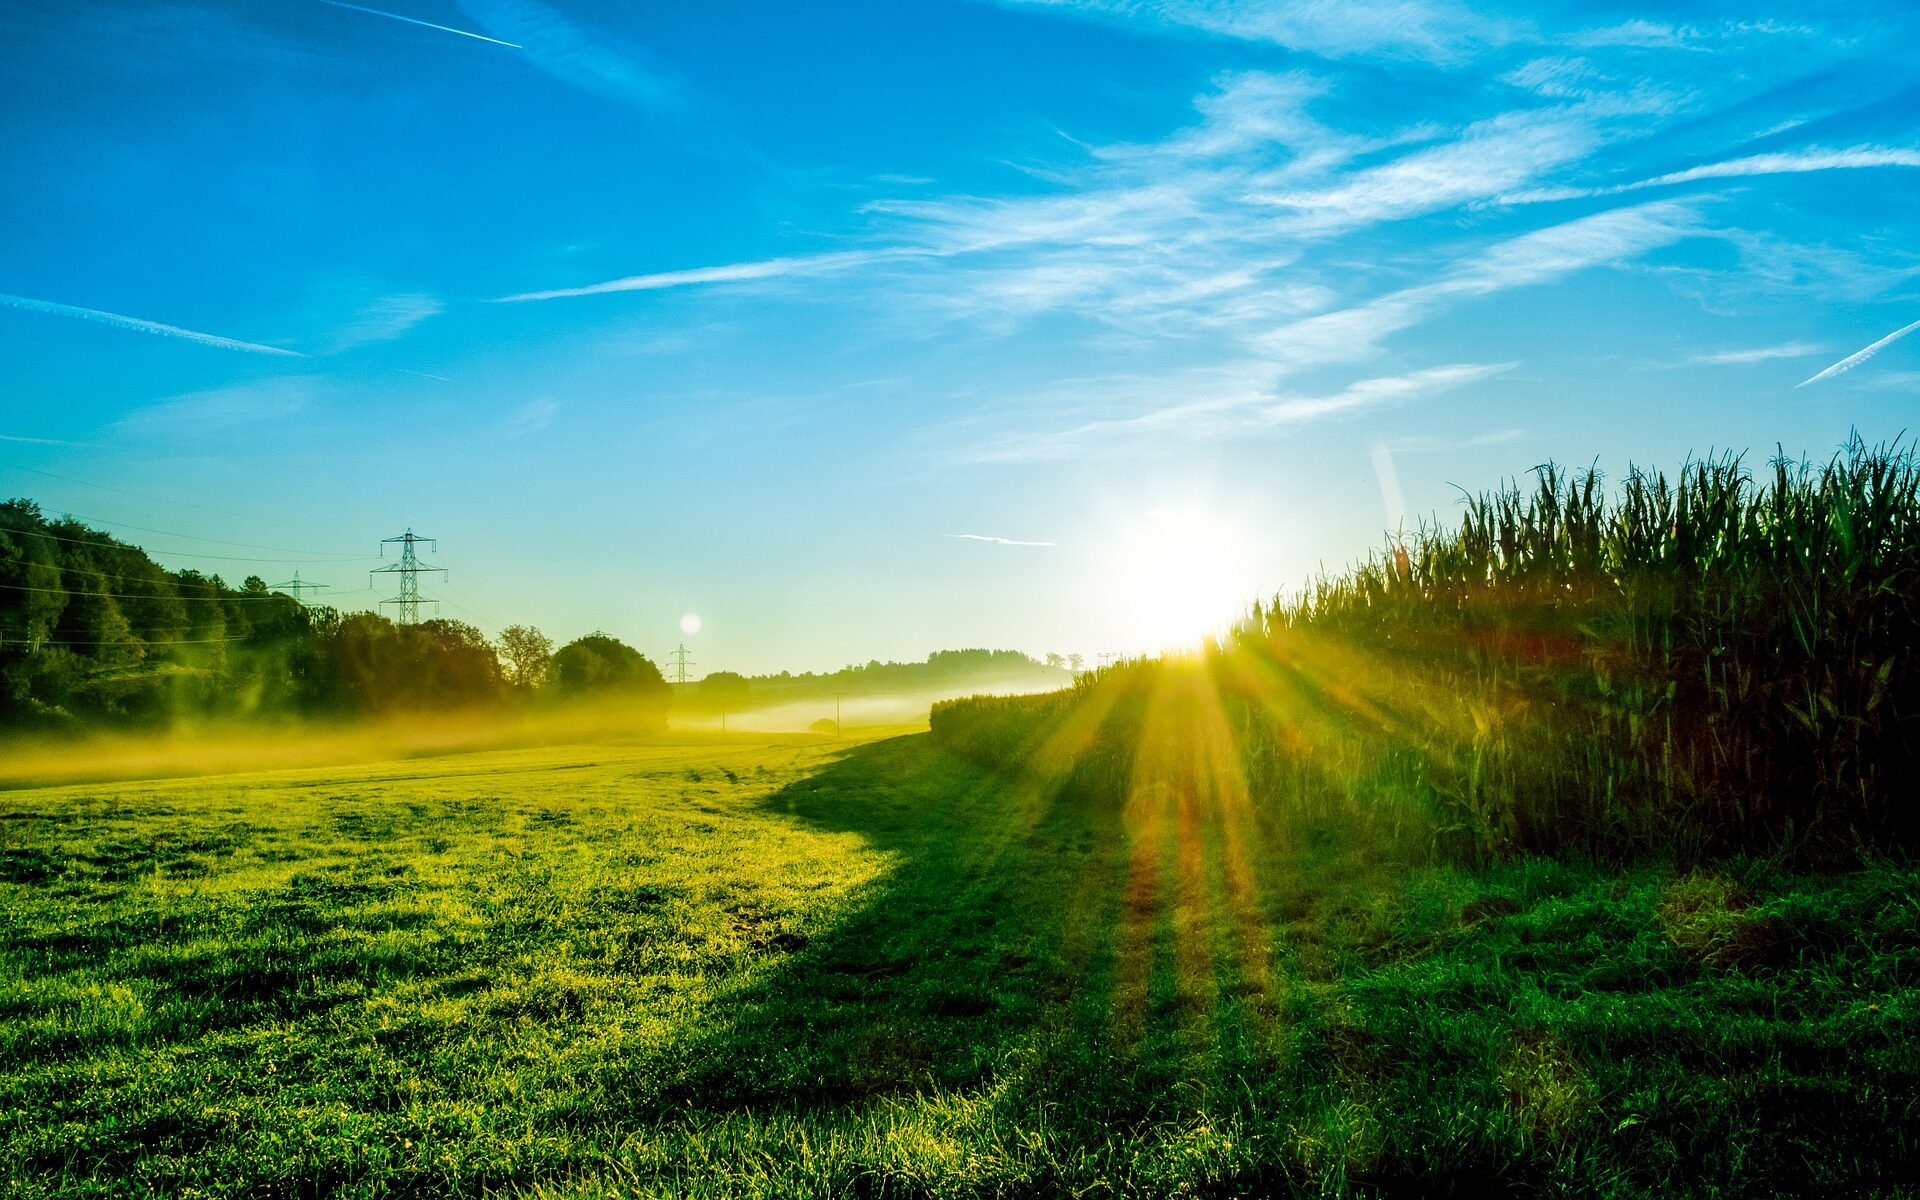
[2,0,1917,671]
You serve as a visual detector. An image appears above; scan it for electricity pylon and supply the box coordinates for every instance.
[372,529,445,624]
[668,643,695,686]
[271,569,329,607]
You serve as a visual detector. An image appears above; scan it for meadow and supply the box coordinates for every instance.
[3,727,1915,1197]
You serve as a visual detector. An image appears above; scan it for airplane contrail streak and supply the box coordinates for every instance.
[0,293,306,357]
[1798,317,1920,387]
[316,0,522,48]
[949,533,1056,547]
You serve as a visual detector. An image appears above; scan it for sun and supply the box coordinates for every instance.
[679,613,702,636]
[1113,508,1246,652]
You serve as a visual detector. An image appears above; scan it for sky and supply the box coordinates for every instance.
[2,0,1917,673]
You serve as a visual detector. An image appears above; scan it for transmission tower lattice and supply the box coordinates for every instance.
[371,529,445,624]
[668,643,695,686]
[271,569,329,608]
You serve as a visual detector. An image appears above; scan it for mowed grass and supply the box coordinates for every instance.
[2,731,1916,1197]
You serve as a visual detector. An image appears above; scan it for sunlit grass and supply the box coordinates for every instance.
[3,729,1914,1195]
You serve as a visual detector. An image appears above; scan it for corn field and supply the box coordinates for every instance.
[934,439,1920,862]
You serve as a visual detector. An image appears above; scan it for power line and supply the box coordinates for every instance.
[1,521,374,563]
[270,569,330,607]
[22,636,249,647]
[0,579,350,602]
[1,459,254,519]
[372,529,443,625]
[0,561,243,588]
[0,553,376,596]
[41,513,364,557]
[438,577,513,628]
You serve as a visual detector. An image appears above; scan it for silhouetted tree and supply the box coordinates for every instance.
[496,624,554,691]
[700,670,751,706]
[550,633,668,696]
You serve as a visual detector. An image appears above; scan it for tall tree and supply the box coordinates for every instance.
[496,624,554,691]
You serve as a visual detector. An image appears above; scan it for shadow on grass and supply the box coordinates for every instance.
[606,730,1920,1198]
[618,730,1435,1194]
[643,732,1140,1111]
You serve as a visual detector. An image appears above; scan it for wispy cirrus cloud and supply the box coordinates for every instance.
[1247,110,1601,236]
[986,0,1513,64]
[1692,342,1824,364]
[503,68,1628,330]
[112,377,321,437]
[0,432,82,446]
[969,362,1515,462]
[0,292,305,357]
[500,66,1695,353]
[1570,18,1818,50]
[456,0,678,109]
[1255,200,1702,367]
[332,293,444,349]
[315,1,520,48]
[499,250,907,302]
[1383,428,1526,453]
[503,398,559,435]
[948,532,1055,546]
[1799,317,1920,386]
[1506,145,1920,204]
[491,33,1895,470]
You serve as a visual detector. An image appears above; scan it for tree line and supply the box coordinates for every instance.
[0,500,667,730]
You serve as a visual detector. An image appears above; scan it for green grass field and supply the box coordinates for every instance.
[3,729,1916,1198]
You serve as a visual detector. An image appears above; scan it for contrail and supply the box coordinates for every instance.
[1798,317,1920,387]
[316,0,521,48]
[1,433,79,446]
[499,249,902,303]
[0,293,306,357]
[949,533,1055,547]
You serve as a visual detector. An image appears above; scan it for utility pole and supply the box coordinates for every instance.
[371,529,444,624]
[271,569,329,607]
[668,643,695,687]
[833,691,844,737]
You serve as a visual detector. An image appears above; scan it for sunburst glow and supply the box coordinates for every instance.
[1113,509,1247,652]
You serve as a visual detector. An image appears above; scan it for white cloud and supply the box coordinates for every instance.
[504,398,559,434]
[1506,145,1920,204]
[112,377,319,437]
[332,293,444,349]
[499,250,900,302]
[500,70,1670,352]
[456,0,677,109]
[1570,18,1817,49]
[991,0,1512,64]
[1256,362,1516,425]
[1249,110,1600,236]
[948,533,1055,546]
[0,432,81,446]
[1691,342,1824,365]
[1255,201,1702,367]
[969,361,1515,461]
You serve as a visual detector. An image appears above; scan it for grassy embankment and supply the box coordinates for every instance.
[3,728,1915,1197]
